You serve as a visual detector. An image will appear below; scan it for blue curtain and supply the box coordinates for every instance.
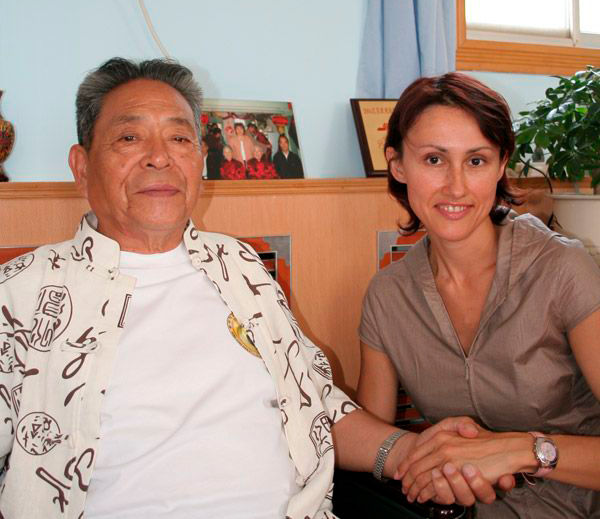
[357,0,456,98]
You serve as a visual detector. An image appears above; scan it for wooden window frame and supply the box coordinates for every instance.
[456,0,600,75]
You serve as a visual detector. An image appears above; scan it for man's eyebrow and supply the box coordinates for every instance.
[111,114,143,125]
[167,116,195,128]
[109,115,195,128]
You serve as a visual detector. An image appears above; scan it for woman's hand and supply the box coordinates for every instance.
[396,424,531,504]
[399,418,516,505]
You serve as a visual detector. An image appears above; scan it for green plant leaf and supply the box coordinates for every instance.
[513,67,600,184]
[515,126,536,144]
[534,132,550,148]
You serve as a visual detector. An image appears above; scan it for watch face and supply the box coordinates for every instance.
[538,439,558,465]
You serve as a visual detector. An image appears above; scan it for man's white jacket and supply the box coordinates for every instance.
[0,213,356,519]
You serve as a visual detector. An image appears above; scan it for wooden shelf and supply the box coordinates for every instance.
[0,178,391,199]
[0,176,582,200]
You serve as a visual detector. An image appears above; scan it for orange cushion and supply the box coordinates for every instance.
[0,247,36,265]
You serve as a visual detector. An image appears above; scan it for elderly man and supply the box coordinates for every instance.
[0,58,503,518]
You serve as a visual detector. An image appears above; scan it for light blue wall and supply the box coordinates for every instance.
[0,0,367,181]
[468,71,559,118]
[0,1,561,182]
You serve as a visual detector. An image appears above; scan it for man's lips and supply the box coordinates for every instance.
[137,184,180,196]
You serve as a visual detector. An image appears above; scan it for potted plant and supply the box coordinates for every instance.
[509,65,600,262]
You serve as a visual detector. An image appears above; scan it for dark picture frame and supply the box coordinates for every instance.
[350,99,397,177]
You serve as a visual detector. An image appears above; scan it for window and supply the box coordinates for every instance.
[456,0,600,74]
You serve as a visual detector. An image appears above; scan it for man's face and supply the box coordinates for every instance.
[248,125,257,136]
[69,79,203,252]
[279,136,289,153]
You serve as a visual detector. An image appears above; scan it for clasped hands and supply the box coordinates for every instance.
[394,417,516,506]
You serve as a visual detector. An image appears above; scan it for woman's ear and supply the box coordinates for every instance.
[498,156,509,182]
[385,146,406,183]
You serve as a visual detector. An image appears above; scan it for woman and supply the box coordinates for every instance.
[357,72,600,517]
[227,122,256,167]
[219,145,245,179]
[246,145,278,179]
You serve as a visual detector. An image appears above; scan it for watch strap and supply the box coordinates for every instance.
[372,429,408,481]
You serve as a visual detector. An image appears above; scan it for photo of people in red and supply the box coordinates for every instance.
[247,145,278,179]
[200,100,305,180]
[219,145,245,179]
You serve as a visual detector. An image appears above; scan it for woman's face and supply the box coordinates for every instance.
[388,105,506,245]
[223,146,233,161]
[253,146,263,160]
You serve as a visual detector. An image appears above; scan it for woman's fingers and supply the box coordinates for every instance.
[397,430,455,479]
[460,463,496,504]
[402,449,447,495]
[497,473,516,492]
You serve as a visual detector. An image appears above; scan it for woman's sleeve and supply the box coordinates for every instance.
[556,241,600,332]
[358,280,386,352]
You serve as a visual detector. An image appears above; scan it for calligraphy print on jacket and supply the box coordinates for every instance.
[0,212,357,519]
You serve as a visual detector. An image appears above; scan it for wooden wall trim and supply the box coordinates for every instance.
[0,178,391,199]
[456,0,600,75]
[0,174,583,392]
[0,176,582,200]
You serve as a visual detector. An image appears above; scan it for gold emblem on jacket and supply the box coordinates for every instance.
[227,313,260,357]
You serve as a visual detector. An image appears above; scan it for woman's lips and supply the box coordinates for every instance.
[436,203,471,219]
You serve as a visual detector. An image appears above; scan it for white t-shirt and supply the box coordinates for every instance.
[84,243,298,519]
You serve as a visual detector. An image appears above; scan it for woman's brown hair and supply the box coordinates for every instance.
[386,72,522,234]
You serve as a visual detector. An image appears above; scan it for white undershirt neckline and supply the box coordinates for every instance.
[84,243,298,519]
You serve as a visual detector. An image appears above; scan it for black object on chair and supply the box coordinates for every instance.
[332,469,472,519]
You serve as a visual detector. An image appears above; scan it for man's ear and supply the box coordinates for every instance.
[385,146,406,183]
[69,144,89,198]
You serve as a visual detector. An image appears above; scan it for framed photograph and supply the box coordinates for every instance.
[350,99,397,177]
[239,235,292,304]
[201,99,304,180]
[377,230,426,270]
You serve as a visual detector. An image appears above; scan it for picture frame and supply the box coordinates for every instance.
[239,235,292,305]
[201,99,304,180]
[377,230,426,270]
[350,99,397,177]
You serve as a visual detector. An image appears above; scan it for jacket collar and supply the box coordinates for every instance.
[74,212,197,272]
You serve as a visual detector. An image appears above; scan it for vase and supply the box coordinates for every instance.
[0,90,15,182]
[551,194,600,266]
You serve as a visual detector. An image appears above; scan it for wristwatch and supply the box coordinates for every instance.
[373,429,408,481]
[528,431,559,477]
